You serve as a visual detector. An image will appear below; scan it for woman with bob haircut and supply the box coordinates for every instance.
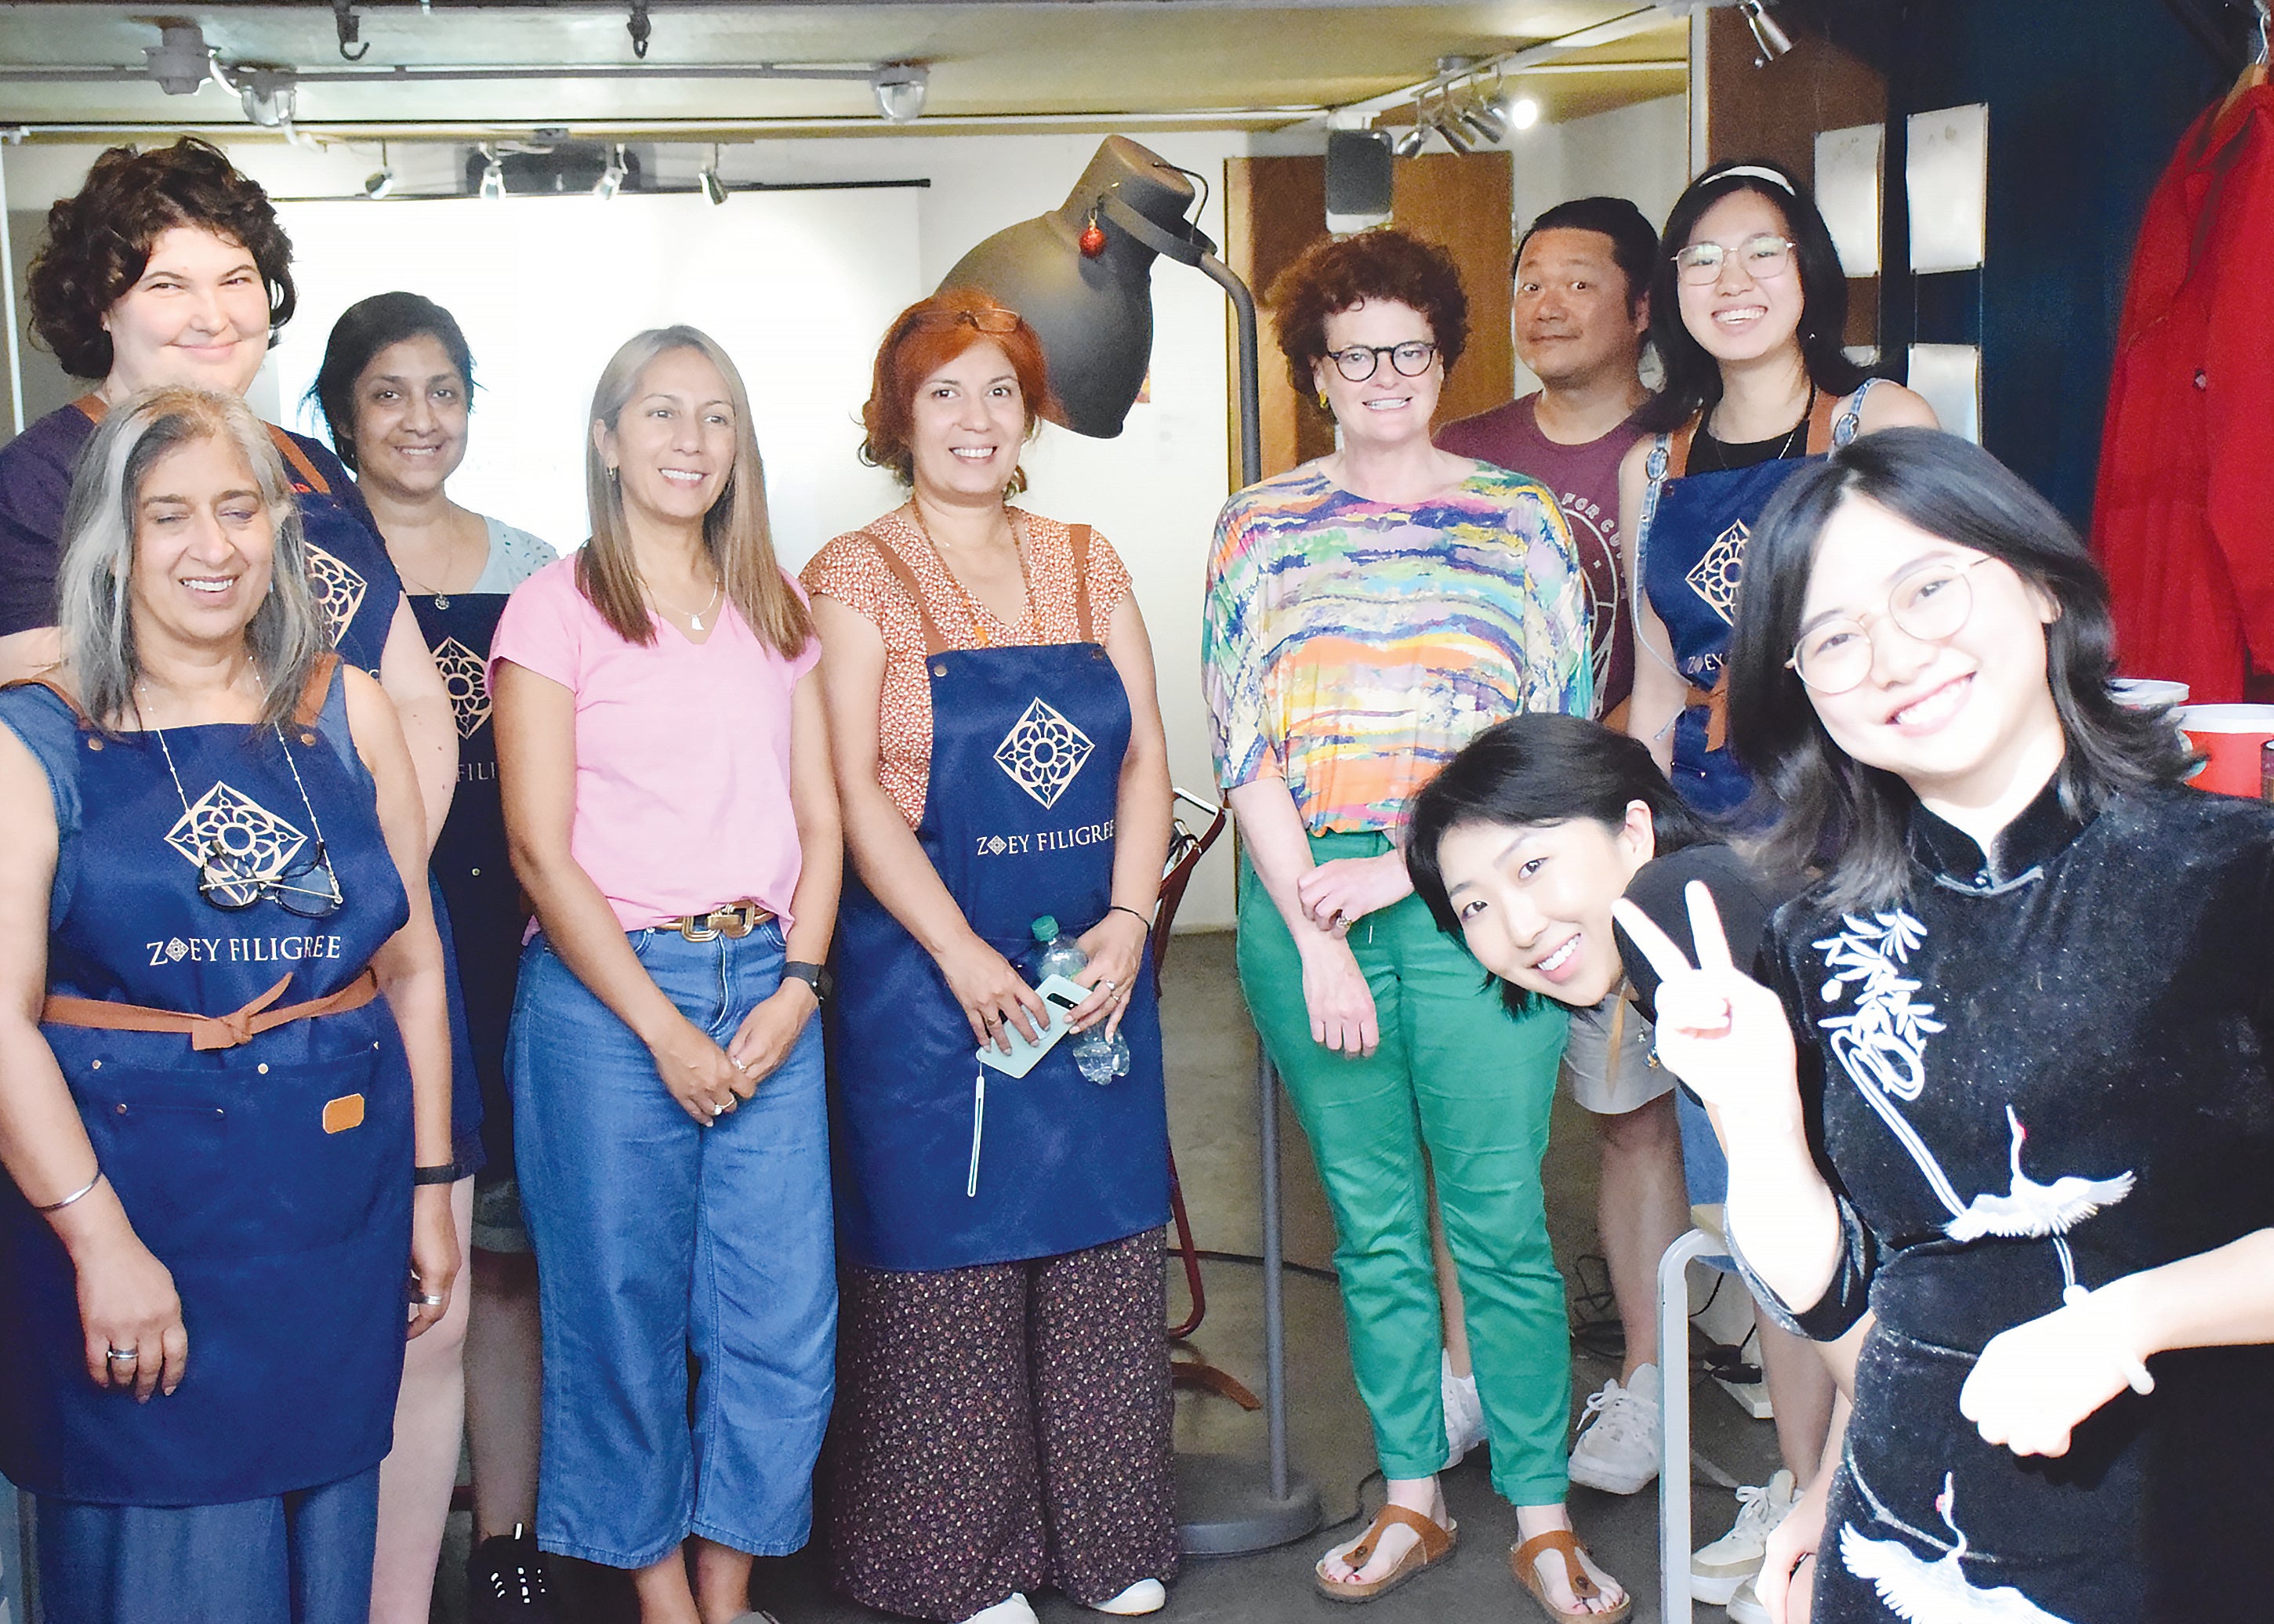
[1619,158,1934,816]
[491,326,840,1624]
[1620,427,2274,1620]
[310,291,559,1621]
[802,288,1177,1624]
[1204,228,1619,1619]
[1402,712,1844,1623]
[0,386,456,1622]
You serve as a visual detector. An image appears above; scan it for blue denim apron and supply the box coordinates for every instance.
[411,589,520,1174]
[827,530,1169,1272]
[0,658,416,1506]
[1636,382,1873,814]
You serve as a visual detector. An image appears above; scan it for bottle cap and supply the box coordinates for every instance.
[1032,915,1060,941]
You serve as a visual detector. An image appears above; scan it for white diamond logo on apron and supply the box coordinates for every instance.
[1685,519,1747,625]
[432,636,491,738]
[993,698,1093,809]
[306,545,368,645]
[163,782,308,879]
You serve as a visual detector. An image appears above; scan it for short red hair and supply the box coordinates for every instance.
[860,287,1055,495]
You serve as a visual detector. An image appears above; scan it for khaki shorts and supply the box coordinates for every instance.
[1558,988,1672,1115]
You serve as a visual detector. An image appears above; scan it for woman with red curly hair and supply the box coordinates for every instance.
[801,289,1177,1624]
[1202,230,1623,1618]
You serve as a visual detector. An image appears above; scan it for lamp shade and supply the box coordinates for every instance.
[938,136,1196,438]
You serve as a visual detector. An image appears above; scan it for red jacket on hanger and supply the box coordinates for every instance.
[2094,82,2274,702]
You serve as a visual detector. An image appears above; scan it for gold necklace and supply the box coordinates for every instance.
[908,503,1025,648]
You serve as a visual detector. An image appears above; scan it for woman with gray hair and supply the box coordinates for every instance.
[0,386,457,1622]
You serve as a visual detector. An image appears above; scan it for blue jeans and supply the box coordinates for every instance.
[35,1464,379,1624]
[510,921,835,1568]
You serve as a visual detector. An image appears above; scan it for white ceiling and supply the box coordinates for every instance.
[0,2,1687,136]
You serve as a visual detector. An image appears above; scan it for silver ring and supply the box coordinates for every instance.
[720,1097,738,1113]
[731,1057,748,1072]
[106,1347,138,1361]
[415,1293,447,1307]
[1098,979,1117,994]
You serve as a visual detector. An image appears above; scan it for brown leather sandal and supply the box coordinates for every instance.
[1311,1503,1459,1604]
[1511,1529,1631,1622]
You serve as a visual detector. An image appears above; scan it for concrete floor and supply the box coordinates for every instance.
[436,930,1783,1622]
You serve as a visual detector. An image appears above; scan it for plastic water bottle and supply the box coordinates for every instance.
[1029,916,1130,1085]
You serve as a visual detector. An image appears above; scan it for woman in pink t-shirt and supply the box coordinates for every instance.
[489,326,840,1623]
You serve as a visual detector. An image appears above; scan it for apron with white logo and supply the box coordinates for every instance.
[826,532,1169,1272]
[0,660,415,1505]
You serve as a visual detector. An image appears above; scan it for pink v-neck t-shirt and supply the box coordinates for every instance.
[488,555,820,933]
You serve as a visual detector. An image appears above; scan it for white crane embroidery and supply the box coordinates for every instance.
[1944,1106,2134,1245]
[1839,1476,2074,1623]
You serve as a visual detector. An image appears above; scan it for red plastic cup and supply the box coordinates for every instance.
[2178,704,2274,797]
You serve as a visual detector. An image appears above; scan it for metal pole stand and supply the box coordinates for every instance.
[1176,1053,1323,1553]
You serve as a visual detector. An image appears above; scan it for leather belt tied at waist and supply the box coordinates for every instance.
[42,969,381,1052]
[1686,677,1731,752]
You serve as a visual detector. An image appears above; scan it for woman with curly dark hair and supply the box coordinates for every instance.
[0,139,476,1623]
[1202,229,1622,1618]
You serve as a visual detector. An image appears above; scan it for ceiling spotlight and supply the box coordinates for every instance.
[238,69,296,128]
[874,63,928,124]
[363,143,394,199]
[1739,0,1794,63]
[1460,99,1508,143]
[700,147,728,206]
[1391,122,1431,159]
[1435,118,1474,157]
[1508,96,1541,132]
[479,148,505,201]
[595,143,627,199]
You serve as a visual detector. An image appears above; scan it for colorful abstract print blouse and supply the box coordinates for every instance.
[1203,464,1590,834]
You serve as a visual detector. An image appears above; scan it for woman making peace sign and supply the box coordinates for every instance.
[1619,429,2274,1620]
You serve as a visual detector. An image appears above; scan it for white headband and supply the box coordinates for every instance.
[1711,164,1796,194]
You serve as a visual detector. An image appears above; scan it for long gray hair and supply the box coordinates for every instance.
[55,386,325,731]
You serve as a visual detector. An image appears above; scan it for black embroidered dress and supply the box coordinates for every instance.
[1751,779,2274,1621]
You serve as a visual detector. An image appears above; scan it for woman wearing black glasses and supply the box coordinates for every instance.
[1619,158,1935,818]
[0,386,455,1622]
[1202,230,1618,1619]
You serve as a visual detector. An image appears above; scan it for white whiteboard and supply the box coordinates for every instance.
[262,189,921,568]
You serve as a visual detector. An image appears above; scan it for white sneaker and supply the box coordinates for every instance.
[1566,1365,1661,1495]
[961,1597,1039,1624]
[1442,1351,1486,1466]
[1724,1574,1771,1624]
[1691,1468,1797,1604]
[1089,1579,1166,1615]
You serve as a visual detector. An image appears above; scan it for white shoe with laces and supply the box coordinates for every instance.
[1724,1573,1771,1624]
[1566,1364,1662,1495]
[1442,1350,1486,1466]
[1691,1468,1798,1604]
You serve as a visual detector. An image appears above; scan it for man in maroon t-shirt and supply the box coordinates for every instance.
[1438,196,1658,727]
[1435,198,1699,1521]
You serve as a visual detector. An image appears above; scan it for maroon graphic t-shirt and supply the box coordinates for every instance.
[1438,393,1648,720]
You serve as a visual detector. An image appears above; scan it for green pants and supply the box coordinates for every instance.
[1238,832,1572,1503]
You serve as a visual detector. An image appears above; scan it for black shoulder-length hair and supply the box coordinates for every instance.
[1635,158,1868,434]
[1409,714,1718,1010]
[1728,428,2196,911]
[306,291,477,473]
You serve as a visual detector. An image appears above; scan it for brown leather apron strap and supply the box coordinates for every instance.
[1685,676,1731,752]
[43,967,380,1053]
[265,425,332,495]
[861,530,952,658]
[1667,414,1701,479]
[1065,522,1097,643]
[71,393,107,427]
[1801,386,1841,457]
[292,653,341,729]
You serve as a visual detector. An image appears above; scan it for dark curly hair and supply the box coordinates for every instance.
[1266,228,1469,395]
[27,138,296,381]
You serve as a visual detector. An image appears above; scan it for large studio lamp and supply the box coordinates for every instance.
[941,135,1262,484]
[941,136,1308,1557]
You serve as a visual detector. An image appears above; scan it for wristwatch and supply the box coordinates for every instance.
[782,960,828,1004]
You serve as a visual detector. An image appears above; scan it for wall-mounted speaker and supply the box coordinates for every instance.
[1326,129,1395,234]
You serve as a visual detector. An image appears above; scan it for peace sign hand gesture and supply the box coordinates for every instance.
[1611,881,1804,1137]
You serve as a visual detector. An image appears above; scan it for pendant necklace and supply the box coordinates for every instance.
[391,527,477,611]
[909,504,1026,648]
[647,572,723,633]
[1707,382,1815,472]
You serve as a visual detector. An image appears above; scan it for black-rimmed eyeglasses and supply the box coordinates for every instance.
[197,838,346,919]
[1325,341,1438,383]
